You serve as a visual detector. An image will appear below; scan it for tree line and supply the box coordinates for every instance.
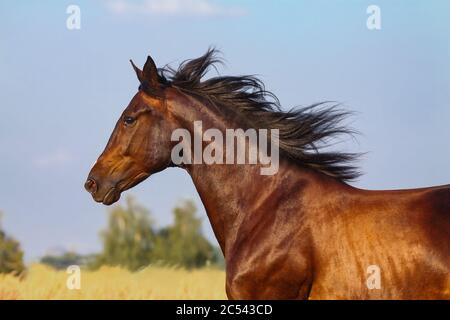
[0,212,25,275]
[0,198,224,275]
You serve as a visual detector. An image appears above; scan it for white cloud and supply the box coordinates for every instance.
[106,0,246,17]
[33,149,73,168]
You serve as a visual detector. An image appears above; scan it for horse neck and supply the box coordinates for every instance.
[165,88,283,252]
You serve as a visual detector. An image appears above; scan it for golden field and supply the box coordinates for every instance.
[0,264,227,300]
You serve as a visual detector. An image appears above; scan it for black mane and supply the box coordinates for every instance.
[159,48,361,182]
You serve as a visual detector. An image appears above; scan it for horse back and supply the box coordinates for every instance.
[308,183,450,299]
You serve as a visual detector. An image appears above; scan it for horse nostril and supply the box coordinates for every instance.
[84,178,98,194]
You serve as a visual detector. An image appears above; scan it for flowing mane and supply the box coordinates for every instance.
[158,48,361,181]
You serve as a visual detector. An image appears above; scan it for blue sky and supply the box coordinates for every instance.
[0,0,449,261]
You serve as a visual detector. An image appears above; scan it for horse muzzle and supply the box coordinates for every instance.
[84,177,121,205]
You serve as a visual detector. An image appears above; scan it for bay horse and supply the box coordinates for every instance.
[85,49,450,299]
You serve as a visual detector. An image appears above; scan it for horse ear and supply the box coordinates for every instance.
[130,59,144,83]
[142,55,159,88]
[130,56,161,95]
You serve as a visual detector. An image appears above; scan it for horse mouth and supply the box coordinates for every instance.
[101,172,150,206]
[102,187,120,205]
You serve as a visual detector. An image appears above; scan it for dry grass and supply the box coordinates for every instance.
[0,264,227,300]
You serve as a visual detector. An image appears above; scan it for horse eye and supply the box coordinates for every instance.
[123,116,136,126]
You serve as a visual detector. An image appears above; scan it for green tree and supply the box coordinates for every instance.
[0,212,25,275]
[152,200,216,268]
[96,196,155,271]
